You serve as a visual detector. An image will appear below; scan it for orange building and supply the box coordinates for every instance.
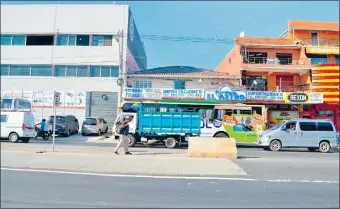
[216,20,339,129]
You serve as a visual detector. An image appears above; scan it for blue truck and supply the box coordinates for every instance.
[112,104,201,149]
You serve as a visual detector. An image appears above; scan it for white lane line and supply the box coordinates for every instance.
[1,167,339,184]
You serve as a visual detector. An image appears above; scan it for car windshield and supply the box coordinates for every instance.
[48,116,65,124]
[269,121,287,130]
[84,118,97,125]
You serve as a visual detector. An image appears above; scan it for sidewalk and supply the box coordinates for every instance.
[1,147,247,177]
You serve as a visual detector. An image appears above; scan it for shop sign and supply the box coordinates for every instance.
[306,46,339,55]
[246,91,284,103]
[123,88,162,100]
[205,84,246,102]
[269,111,300,124]
[162,89,204,100]
[284,92,323,104]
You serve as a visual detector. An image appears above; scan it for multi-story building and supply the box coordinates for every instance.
[0,4,147,126]
[216,20,339,129]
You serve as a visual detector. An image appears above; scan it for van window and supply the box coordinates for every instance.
[285,121,297,130]
[1,115,8,122]
[317,122,334,131]
[299,122,317,131]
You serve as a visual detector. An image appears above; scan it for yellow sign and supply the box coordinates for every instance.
[306,46,339,55]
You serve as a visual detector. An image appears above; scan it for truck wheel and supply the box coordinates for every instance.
[9,133,19,143]
[127,134,137,147]
[165,137,177,149]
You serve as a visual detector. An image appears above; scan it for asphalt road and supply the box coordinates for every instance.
[1,169,339,208]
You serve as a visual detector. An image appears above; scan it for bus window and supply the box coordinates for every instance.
[252,106,262,115]
[232,109,251,115]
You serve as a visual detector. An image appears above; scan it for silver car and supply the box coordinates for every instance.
[81,117,109,136]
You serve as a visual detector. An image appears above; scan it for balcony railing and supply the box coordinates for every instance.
[243,57,311,66]
[298,38,340,47]
[236,37,295,45]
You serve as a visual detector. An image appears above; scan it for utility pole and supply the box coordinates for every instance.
[116,30,125,117]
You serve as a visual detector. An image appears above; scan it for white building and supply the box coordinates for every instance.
[0,4,147,126]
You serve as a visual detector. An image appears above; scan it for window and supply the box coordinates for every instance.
[54,66,67,76]
[76,66,89,77]
[76,35,90,46]
[173,80,186,89]
[0,115,8,123]
[31,65,53,76]
[299,122,317,131]
[0,35,11,45]
[92,35,113,46]
[276,53,292,65]
[311,58,327,64]
[244,52,267,64]
[284,121,297,130]
[311,32,318,46]
[335,56,339,64]
[246,76,267,91]
[12,35,26,45]
[90,66,118,77]
[26,35,54,46]
[9,65,30,76]
[56,35,76,46]
[66,66,77,77]
[1,65,10,76]
[135,80,152,88]
[317,122,334,131]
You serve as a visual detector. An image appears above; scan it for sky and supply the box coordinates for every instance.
[2,1,339,70]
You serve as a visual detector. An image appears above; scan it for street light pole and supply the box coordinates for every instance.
[116,30,125,116]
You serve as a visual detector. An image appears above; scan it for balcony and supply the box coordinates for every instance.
[236,37,297,47]
[245,85,311,92]
[299,38,340,47]
[241,57,312,73]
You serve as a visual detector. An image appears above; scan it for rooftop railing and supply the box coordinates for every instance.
[298,38,340,47]
[243,57,311,66]
[245,85,312,92]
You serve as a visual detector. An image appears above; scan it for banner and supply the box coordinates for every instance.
[269,111,300,124]
[246,91,284,103]
[284,92,323,104]
[306,46,339,55]
[162,89,204,100]
[123,88,162,99]
[205,84,246,102]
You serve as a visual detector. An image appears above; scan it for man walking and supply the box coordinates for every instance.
[114,116,132,155]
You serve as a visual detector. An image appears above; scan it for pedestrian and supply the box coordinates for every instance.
[114,116,132,155]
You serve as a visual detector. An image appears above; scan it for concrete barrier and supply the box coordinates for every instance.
[188,137,238,159]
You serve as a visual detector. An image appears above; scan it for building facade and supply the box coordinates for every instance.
[0,4,147,127]
[216,20,339,129]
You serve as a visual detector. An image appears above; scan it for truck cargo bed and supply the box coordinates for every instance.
[138,112,201,136]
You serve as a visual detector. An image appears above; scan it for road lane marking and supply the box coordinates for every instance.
[1,167,339,184]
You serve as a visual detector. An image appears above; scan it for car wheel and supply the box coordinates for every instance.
[269,140,282,151]
[22,138,30,143]
[214,132,229,138]
[9,133,19,143]
[307,147,317,152]
[97,129,101,136]
[319,141,330,153]
[165,137,177,149]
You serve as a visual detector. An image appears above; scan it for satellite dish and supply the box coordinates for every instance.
[240,31,245,37]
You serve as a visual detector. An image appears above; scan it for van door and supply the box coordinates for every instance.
[279,121,297,147]
[1,114,9,138]
[317,122,336,146]
[297,121,318,147]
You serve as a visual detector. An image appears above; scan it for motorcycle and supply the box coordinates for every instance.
[34,124,51,140]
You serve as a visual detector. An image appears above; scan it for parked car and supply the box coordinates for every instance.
[0,111,35,143]
[47,115,79,137]
[81,117,109,136]
[257,119,338,153]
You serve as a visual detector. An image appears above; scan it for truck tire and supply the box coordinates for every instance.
[127,134,137,147]
[165,137,177,149]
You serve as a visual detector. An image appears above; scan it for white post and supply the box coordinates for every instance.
[52,90,56,152]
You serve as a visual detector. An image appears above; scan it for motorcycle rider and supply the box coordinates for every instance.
[37,119,48,136]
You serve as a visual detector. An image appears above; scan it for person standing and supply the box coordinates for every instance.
[114,117,132,155]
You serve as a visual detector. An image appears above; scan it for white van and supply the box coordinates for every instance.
[0,111,36,143]
[257,119,337,153]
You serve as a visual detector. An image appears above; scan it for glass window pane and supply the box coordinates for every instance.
[103,35,112,46]
[92,35,104,46]
[135,80,140,88]
[0,35,12,45]
[31,65,53,76]
[110,66,119,77]
[12,35,26,45]
[147,81,152,88]
[54,66,66,76]
[66,66,77,77]
[77,66,89,77]
[1,65,10,76]
[9,65,31,76]
[56,35,69,46]
[101,66,110,77]
[76,35,89,46]
[68,35,76,46]
[90,66,101,77]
